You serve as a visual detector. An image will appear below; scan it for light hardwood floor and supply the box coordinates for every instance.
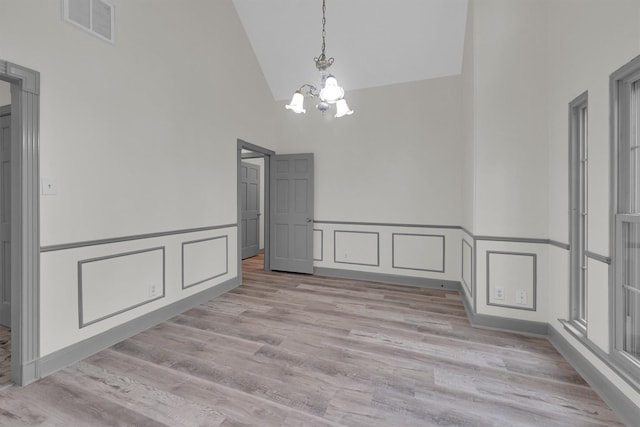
[0,255,623,426]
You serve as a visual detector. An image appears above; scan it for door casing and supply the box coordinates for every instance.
[0,60,40,386]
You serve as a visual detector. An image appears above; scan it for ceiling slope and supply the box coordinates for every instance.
[232,0,469,101]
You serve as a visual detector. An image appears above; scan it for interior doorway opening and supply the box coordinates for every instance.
[236,139,274,282]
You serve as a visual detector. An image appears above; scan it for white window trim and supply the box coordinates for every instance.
[610,54,640,387]
[569,91,589,333]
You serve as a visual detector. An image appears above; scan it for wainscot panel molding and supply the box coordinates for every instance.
[313,222,462,284]
[333,230,380,267]
[39,277,239,380]
[486,251,537,311]
[313,229,323,261]
[182,236,228,289]
[41,223,238,252]
[39,224,237,359]
[585,250,611,265]
[461,238,473,296]
[78,247,166,328]
[391,233,445,273]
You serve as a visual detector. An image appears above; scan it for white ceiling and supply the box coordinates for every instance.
[232,0,469,101]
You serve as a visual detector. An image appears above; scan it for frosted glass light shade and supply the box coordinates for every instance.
[285,92,306,114]
[319,75,344,103]
[334,98,354,118]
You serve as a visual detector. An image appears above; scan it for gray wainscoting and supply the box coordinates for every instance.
[182,236,228,289]
[78,247,166,328]
[313,229,323,261]
[486,251,537,311]
[391,233,445,273]
[461,239,473,296]
[333,230,380,267]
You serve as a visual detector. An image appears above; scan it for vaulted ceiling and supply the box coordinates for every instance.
[232,0,469,101]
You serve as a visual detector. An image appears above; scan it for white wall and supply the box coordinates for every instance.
[0,0,282,356]
[466,0,640,412]
[472,0,549,239]
[461,0,475,235]
[272,75,465,284]
[0,81,9,106]
[276,75,464,227]
[544,0,640,408]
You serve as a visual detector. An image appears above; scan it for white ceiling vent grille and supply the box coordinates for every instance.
[63,0,114,44]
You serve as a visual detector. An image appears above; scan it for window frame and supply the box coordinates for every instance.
[569,91,589,332]
[610,55,640,384]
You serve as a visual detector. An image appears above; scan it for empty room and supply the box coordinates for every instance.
[0,0,639,425]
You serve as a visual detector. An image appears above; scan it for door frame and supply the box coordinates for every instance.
[237,139,274,280]
[0,60,41,386]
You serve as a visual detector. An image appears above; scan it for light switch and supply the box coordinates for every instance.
[41,176,57,195]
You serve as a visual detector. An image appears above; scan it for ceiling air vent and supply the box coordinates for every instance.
[63,0,114,44]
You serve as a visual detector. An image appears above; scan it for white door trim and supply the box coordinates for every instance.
[0,60,40,386]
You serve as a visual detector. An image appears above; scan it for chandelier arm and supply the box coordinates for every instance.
[298,84,319,98]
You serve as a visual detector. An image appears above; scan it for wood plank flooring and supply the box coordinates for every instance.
[0,254,623,426]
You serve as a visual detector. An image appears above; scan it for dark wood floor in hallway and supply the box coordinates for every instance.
[0,254,623,426]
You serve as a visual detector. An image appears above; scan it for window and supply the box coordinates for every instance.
[612,56,640,380]
[569,92,588,331]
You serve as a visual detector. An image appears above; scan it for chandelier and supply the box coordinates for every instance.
[285,0,354,118]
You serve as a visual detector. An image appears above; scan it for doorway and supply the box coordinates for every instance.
[0,59,41,386]
[237,140,274,281]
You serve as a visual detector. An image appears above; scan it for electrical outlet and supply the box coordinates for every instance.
[149,284,158,298]
[494,286,505,301]
[515,289,527,305]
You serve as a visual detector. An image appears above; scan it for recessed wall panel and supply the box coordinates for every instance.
[313,229,323,261]
[486,251,536,311]
[79,247,165,327]
[462,239,473,295]
[182,236,228,289]
[334,231,379,266]
[392,233,445,272]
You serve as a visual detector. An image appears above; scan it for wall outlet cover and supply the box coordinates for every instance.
[515,289,527,305]
[494,286,505,301]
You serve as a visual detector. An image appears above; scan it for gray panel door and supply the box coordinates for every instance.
[270,154,314,274]
[0,114,10,327]
[240,161,260,259]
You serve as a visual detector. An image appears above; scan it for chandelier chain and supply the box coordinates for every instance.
[321,0,326,57]
[314,0,333,70]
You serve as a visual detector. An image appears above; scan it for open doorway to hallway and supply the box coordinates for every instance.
[237,139,274,279]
